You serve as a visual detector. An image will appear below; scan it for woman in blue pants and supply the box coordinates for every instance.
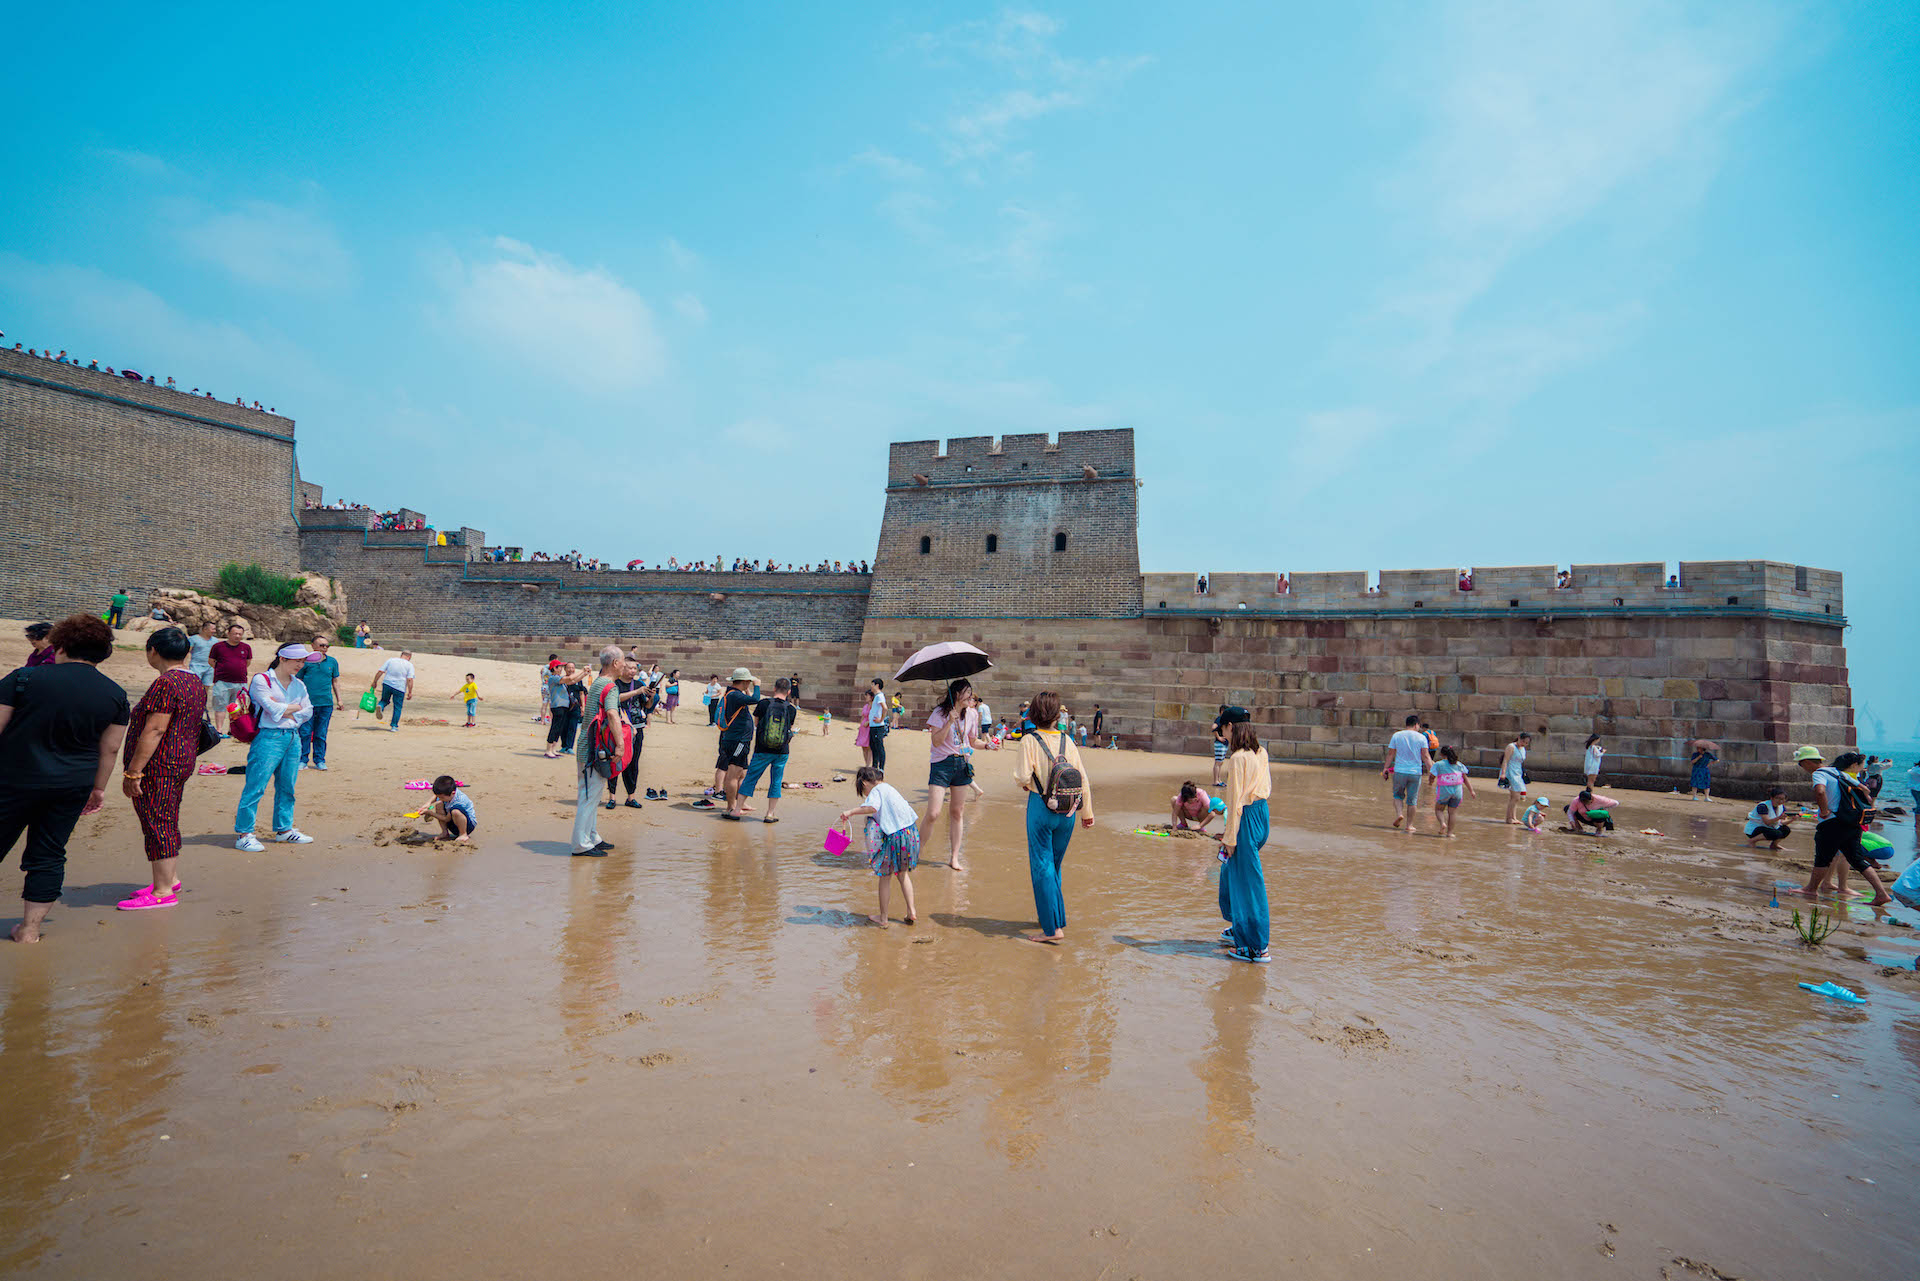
[1216,720,1272,963]
[1015,691,1096,944]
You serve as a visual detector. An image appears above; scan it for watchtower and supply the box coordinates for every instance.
[865,429,1141,619]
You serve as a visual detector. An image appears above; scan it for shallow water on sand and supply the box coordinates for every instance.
[2,660,1917,1278]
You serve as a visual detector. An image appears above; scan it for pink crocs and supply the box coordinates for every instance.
[117,886,179,911]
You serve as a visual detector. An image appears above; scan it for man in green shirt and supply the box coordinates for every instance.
[296,635,342,770]
[107,589,129,628]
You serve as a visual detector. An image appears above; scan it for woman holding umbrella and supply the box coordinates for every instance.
[923,678,993,871]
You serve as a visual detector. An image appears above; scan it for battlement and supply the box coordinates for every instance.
[886,430,1135,487]
[1143,561,1844,620]
[0,346,295,438]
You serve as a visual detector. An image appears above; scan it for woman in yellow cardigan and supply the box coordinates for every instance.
[1217,720,1272,963]
[1015,690,1095,944]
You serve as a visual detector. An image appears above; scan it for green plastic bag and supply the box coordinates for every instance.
[359,689,380,713]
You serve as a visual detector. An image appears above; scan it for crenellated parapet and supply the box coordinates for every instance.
[886,429,1135,488]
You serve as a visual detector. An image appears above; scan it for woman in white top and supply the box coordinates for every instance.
[1582,735,1605,789]
[1500,732,1532,825]
[234,642,316,851]
[924,679,992,872]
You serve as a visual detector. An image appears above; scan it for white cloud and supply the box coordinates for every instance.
[849,147,926,182]
[673,292,709,325]
[434,237,666,395]
[969,202,1060,281]
[176,200,356,292]
[96,147,172,177]
[664,236,700,272]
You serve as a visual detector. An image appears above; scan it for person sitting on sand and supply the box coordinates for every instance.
[839,766,919,928]
[1745,789,1792,850]
[1564,789,1617,833]
[1170,781,1218,835]
[422,775,477,842]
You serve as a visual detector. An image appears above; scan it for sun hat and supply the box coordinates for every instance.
[1792,745,1824,763]
[731,667,756,683]
[275,642,314,662]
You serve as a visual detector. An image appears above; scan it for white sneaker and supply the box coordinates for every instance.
[274,828,315,844]
[235,833,265,852]
[316,762,329,771]
[388,725,399,732]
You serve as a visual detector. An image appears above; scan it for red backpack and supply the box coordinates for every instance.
[585,682,633,779]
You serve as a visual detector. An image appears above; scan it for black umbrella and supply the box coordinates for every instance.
[894,641,993,683]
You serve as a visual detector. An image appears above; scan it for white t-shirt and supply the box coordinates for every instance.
[1388,729,1428,773]
[866,782,916,835]
[379,658,415,690]
[1583,745,1603,775]
[1745,801,1784,836]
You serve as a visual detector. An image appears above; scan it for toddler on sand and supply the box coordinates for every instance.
[1522,796,1549,831]
[421,775,477,842]
[451,673,482,727]
[838,766,919,928]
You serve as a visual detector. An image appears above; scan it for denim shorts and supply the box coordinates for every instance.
[929,756,974,789]
[1434,786,1462,808]
[1391,772,1423,803]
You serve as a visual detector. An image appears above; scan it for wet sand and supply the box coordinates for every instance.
[3,634,1918,1278]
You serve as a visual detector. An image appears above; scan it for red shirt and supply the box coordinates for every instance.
[209,640,252,684]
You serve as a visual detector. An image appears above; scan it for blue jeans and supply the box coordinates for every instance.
[1026,792,1077,935]
[741,753,787,798]
[299,703,334,765]
[1217,799,1270,954]
[378,684,406,727]
[236,728,301,834]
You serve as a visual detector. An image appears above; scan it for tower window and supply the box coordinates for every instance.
[1794,566,1809,592]
[918,536,931,555]
[985,534,998,554]
[1053,532,1067,552]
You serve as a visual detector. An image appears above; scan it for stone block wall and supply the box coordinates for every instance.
[0,349,301,619]
[867,431,1141,619]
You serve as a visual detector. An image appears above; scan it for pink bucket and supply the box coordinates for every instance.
[822,829,850,856]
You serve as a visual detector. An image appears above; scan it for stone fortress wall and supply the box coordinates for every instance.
[0,360,1854,797]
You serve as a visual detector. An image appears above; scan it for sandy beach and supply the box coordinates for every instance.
[2,628,1916,1279]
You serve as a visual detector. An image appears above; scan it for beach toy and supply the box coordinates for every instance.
[822,829,850,856]
[1861,833,1893,861]
[1639,828,1665,836]
[1798,981,1866,1005]
[197,762,230,775]
[1132,828,1170,838]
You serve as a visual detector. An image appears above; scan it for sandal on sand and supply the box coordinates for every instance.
[763,816,780,824]
[117,887,178,911]
[721,813,742,821]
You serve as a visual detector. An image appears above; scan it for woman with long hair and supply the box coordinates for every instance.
[119,627,206,909]
[1582,734,1605,789]
[1217,720,1273,963]
[924,678,991,871]
[1015,690,1095,943]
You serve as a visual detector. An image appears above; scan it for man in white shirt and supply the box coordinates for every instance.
[1381,713,1433,833]
[370,651,416,732]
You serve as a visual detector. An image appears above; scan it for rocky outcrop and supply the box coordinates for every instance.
[133,575,347,644]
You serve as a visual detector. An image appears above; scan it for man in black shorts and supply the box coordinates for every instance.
[1798,750,1891,906]
[713,667,763,818]
[1090,704,1105,747]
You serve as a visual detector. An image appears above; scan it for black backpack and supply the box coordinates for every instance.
[1033,732,1085,815]
[1818,767,1874,827]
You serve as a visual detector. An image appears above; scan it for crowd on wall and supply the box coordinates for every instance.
[479,549,873,573]
[6,334,279,415]
[300,496,429,532]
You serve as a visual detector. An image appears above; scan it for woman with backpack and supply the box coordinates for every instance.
[1216,720,1273,963]
[1796,751,1891,906]
[1015,690,1095,944]
[924,678,991,871]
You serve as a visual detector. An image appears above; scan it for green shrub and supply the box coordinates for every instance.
[336,623,356,647]
[218,563,307,609]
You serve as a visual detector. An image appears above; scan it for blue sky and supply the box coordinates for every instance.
[3,2,1916,736]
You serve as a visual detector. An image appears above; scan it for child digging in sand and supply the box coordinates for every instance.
[421,775,477,842]
[451,673,482,727]
[838,766,919,928]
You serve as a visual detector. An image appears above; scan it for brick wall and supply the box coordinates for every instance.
[0,349,301,618]
[867,430,1142,619]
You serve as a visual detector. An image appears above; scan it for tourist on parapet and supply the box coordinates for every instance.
[1688,739,1717,800]
[1583,734,1606,788]
[544,660,577,758]
[297,634,340,769]
[370,650,416,731]
[1665,574,1681,589]
[106,587,129,629]
[118,627,205,909]
[924,679,991,871]
[1216,720,1271,963]
[23,622,55,668]
[0,614,130,942]
[1383,714,1432,833]
[233,643,316,852]
[738,678,798,823]
[1016,690,1095,945]
[714,668,764,818]
[208,622,252,736]
[1500,731,1533,825]
[1795,751,1890,906]
[865,678,891,773]
[568,647,623,856]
